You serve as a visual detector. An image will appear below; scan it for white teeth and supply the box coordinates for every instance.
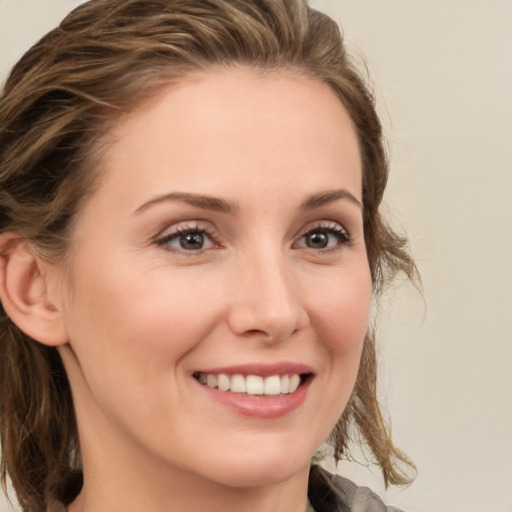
[280,374,290,394]
[196,372,306,395]
[217,373,230,391]
[263,375,281,395]
[206,374,217,388]
[246,375,264,395]
[289,374,301,393]
[231,374,246,393]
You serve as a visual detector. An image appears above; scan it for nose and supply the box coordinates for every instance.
[226,249,310,343]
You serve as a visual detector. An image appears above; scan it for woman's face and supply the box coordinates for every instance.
[56,69,372,488]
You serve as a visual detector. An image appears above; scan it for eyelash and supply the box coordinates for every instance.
[294,222,351,253]
[155,222,219,254]
[155,221,351,254]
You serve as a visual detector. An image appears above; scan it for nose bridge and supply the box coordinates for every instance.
[227,241,308,341]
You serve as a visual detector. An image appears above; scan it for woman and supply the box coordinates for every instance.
[0,1,417,511]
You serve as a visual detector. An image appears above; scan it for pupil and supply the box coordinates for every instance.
[307,231,328,248]
[180,232,204,250]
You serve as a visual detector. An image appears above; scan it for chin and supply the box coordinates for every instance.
[207,464,307,489]
[193,442,314,489]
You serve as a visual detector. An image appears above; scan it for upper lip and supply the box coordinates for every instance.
[193,362,314,377]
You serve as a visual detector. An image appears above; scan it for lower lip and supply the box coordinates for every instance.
[196,378,312,419]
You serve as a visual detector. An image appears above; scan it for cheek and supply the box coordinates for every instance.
[311,266,372,356]
[311,265,372,400]
[63,263,226,390]
[61,266,226,437]
[298,265,372,445]
[123,268,226,353]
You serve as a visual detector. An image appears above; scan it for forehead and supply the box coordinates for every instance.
[91,68,362,210]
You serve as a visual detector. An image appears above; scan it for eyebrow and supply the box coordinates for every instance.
[301,189,362,210]
[134,192,237,215]
[134,188,362,216]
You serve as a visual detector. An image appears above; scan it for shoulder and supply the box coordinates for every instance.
[308,464,405,512]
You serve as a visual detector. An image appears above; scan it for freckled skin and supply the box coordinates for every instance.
[53,69,372,512]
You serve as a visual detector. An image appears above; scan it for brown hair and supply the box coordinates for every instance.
[0,0,418,510]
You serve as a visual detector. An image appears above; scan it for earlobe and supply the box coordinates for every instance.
[0,233,68,346]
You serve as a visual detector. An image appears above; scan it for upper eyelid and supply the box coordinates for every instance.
[153,221,219,248]
[296,220,350,237]
[155,220,216,238]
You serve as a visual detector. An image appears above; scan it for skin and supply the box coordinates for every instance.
[46,68,372,512]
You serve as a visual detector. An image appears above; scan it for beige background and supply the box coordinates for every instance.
[1,1,511,511]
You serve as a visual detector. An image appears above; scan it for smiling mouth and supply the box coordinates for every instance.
[193,372,312,396]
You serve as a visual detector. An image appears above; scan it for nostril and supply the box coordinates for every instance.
[244,329,270,337]
[248,329,263,335]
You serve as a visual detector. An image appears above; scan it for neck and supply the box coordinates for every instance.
[69,465,311,512]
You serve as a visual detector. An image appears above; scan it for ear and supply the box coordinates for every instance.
[0,233,68,346]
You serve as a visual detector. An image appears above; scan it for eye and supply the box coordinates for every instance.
[295,222,350,251]
[156,225,216,252]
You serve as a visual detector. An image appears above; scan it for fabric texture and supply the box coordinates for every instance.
[308,464,405,512]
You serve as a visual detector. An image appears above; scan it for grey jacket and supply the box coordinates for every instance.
[308,464,404,512]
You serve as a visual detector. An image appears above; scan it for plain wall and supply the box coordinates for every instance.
[1,1,511,511]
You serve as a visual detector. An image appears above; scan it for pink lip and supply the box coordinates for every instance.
[194,362,313,377]
[193,362,314,419]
